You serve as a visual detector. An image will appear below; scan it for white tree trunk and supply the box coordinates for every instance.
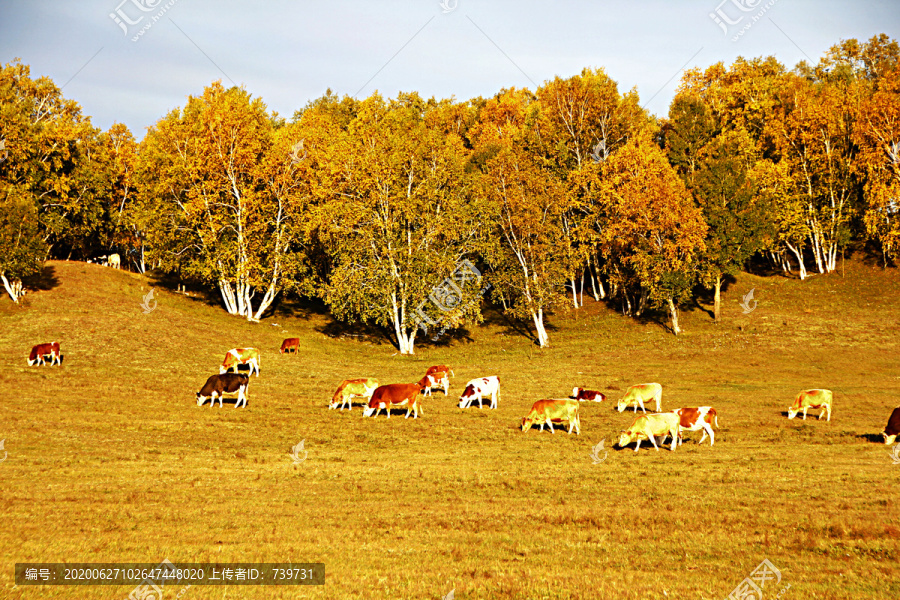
[1,274,24,303]
[713,273,722,324]
[531,308,549,347]
[668,297,682,335]
[219,279,239,314]
[570,278,580,308]
[785,242,807,280]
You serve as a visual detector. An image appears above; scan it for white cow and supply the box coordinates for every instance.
[458,376,500,409]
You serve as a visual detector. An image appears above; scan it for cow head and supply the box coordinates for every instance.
[883,432,897,445]
[572,387,580,398]
[196,393,207,406]
[521,417,533,432]
[458,384,476,408]
[617,430,633,448]
[787,408,798,419]
[616,400,628,412]
[362,405,377,417]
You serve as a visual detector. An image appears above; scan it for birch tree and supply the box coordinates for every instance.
[314,93,482,354]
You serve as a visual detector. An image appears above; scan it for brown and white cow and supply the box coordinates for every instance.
[197,373,249,408]
[419,371,450,396]
[458,376,500,409]
[572,387,606,402]
[668,407,718,447]
[787,389,832,421]
[426,365,454,377]
[363,383,423,419]
[28,342,61,366]
[616,383,662,413]
[617,412,680,452]
[280,338,300,354]
[330,378,379,411]
[107,253,121,269]
[882,407,900,444]
[220,348,260,377]
[521,399,581,435]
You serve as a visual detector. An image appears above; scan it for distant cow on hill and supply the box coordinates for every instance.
[521,399,580,435]
[280,338,300,354]
[330,378,379,411]
[197,373,249,408]
[617,383,663,413]
[220,348,260,377]
[363,383,422,419]
[28,342,61,366]
[787,389,832,421]
[572,387,605,402]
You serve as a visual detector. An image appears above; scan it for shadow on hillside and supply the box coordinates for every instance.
[24,265,60,292]
[479,304,557,347]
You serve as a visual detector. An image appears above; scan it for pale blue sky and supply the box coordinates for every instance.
[1,0,897,137]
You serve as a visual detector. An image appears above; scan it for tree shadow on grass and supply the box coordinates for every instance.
[24,264,60,292]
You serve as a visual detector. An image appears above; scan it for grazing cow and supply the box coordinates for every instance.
[521,399,581,435]
[458,376,500,409]
[572,387,606,402]
[280,338,300,354]
[363,383,422,419]
[883,407,900,444]
[419,371,449,396]
[787,389,832,421]
[617,412,680,452]
[330,378,379,411]
[668,407,719,447]
[426,365,454,377]
[107,253,121,269]
[220,348,260,377]
[196,373,249,408]
[28,342,61,366]
[616,383,663,413]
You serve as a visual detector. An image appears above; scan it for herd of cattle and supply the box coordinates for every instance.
[27,340,900,451]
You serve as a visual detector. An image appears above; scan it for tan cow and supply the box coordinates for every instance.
[616,383,663,413]
[363,383,423,419]
[787,389,832,421]
[617,412,680,452]
[520,399,580,435]
[220,348,260,377]
[330,378,379,410]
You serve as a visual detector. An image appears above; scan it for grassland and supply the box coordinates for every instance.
[1,257,898,599]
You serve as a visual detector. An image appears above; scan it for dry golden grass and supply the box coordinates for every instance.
[1,258,898,599]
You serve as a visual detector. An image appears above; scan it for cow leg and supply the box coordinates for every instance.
[648,434,660,451]
[802,407,808,420]
[634,438,642,452]
[638,400,646,413]
[491,391,497,409]
[547,419,555,434]
[697,427,708,445]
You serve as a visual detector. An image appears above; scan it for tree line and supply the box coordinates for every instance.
[1,34,898,352]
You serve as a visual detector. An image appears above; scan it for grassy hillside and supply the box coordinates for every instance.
[1,258,898,599]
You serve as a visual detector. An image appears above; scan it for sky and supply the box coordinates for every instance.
[1,0,898,138]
